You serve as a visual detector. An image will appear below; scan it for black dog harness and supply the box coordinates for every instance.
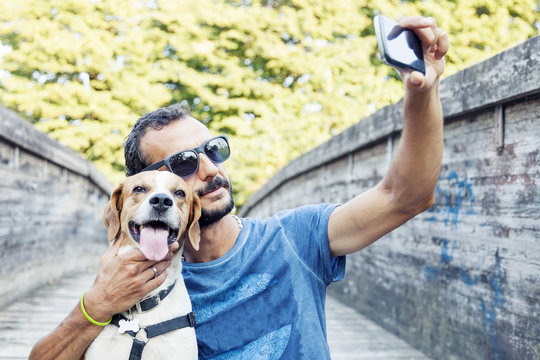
[110,281,197,360]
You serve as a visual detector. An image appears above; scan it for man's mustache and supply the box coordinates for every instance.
[196,176,230,197]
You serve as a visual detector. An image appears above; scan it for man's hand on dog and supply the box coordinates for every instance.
[82,236,180,323]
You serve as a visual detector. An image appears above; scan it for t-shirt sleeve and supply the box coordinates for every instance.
[274,203,346,285]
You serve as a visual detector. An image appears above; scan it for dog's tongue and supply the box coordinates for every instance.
[139,226,169,261]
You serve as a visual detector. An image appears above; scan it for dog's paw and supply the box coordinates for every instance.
[118,319,140,334]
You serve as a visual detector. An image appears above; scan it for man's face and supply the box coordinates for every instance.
[139,117,234,227]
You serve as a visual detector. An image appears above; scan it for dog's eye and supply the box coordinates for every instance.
[133,186,146,193]
[173,189,185,198]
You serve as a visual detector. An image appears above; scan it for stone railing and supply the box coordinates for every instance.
[0,106,112,309]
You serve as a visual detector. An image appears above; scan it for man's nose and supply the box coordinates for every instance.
[196,153,219,180]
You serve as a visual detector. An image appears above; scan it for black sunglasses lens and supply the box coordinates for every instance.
[204,137,230,163]
[169,151,198,178]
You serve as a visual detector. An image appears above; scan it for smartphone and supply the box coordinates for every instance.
[374,15,425,75]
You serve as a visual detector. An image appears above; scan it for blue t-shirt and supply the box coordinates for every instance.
[182,204,346,359]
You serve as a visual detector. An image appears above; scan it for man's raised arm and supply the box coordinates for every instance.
[328,16,449,256]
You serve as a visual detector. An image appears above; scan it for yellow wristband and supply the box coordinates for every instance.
[80,291,112,326]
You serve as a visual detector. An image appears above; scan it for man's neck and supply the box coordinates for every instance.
[183,214,241,263]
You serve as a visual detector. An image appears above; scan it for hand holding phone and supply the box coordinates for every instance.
[374,15,425,75]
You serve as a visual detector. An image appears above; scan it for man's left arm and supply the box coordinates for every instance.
[328,16,449,256]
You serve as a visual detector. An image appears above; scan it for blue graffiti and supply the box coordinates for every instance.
[423,238,455,280]
[424,166,505,358]
[424,168,471,280]
[481,300,497,357]
[426,246,505,358]
[425,167,476,227]
[459,268,481,286]
[480,252,505,360]
[424,168,474,281]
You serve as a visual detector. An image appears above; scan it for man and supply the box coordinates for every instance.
[30,15,448,359]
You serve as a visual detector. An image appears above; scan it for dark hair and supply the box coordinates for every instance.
[124,103,191,176]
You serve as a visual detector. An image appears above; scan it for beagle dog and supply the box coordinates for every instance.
[84,171,200,360]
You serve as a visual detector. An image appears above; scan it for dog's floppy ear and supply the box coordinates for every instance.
[187,193,201,251]
[102,181,125,243]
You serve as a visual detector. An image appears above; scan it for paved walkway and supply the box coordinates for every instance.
[0,272,430,359]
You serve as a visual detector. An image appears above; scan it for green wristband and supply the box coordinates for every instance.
[80,291,112,326]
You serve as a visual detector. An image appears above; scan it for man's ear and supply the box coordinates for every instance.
[187,194,201,251]
[102,182,125,243]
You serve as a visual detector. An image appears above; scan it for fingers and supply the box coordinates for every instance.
[407,71,426,89]
[397,16,438,50]
[145,245,177,279]
[119,247,150,262]
[123,262,170,305]
[146,260,171,281]
[142,268,168,294]
[396,16,448,59]
[434,27,449,60]
[169,240,180,254]
[116,241,177,279]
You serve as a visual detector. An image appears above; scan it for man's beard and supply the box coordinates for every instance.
[197,176,235,228]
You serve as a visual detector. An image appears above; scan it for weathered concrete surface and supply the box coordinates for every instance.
[0,271,431,360]
[0,106,111,310]
[239,37,540,360]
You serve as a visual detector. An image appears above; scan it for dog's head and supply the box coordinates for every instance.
[102,171,201,261]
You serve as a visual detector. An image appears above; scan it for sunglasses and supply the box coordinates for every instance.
[141,134,230,179]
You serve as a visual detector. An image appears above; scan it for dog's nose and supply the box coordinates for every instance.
[149,193,173,213]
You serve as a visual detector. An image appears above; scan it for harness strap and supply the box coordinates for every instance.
[111,312,196,360]
[146,312,196,338]
[128,339,145,360]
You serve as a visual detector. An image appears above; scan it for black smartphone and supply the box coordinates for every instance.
[374,15,425,75]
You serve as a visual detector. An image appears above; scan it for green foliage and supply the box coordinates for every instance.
[0,0,538,208]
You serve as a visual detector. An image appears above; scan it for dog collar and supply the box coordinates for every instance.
[131,281,176,313]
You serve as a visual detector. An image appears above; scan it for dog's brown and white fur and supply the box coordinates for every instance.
[84,171,200,360]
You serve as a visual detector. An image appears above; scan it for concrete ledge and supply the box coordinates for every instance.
[0,106,113,195]
[440,35,540,119]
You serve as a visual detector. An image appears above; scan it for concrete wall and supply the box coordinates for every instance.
[239,36,540,360]
[0,106,112,309]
